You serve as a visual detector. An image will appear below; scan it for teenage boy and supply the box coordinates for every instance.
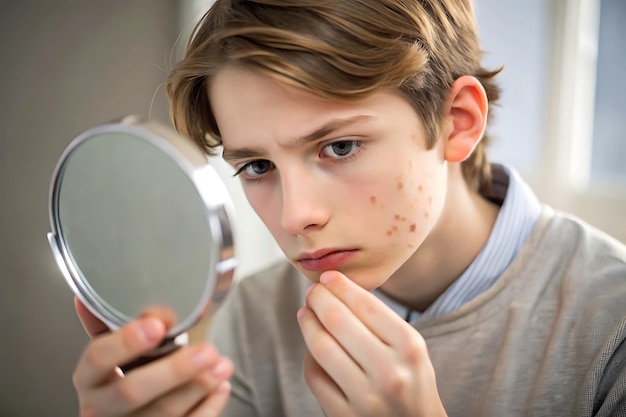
[72,1,626,416]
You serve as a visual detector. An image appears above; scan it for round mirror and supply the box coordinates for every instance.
[47,116,235,342]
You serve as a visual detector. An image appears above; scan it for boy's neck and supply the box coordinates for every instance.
[380,166,500,312]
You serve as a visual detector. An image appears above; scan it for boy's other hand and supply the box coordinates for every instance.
[298,271,448,417]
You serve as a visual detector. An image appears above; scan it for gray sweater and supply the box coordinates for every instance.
[209,206,626,416]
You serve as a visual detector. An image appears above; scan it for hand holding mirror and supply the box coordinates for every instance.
[47,116,236,367]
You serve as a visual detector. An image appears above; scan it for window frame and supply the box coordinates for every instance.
[535,0,626,243]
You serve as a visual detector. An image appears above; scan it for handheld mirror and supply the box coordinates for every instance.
[47,116,236,361]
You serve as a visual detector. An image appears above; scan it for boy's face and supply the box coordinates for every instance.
[211,66,448,289]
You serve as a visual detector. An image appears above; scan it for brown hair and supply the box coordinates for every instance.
[167,0,502,193]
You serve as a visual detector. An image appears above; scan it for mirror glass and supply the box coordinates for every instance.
[56,131,218,329]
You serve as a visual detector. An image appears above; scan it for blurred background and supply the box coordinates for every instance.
[0,0,624,415]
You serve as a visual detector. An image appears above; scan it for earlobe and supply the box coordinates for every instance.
[443,76,488,163]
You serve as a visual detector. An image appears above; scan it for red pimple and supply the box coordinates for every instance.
[409,224,416,232]
[418,185,423,192]
[370,196,377,204]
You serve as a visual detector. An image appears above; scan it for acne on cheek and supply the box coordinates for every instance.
[386,217,402,237]
[421,195,434,218]
[387,214,417,236]
[371,195,400,237]
[386,222,417,237]
[377,176,430,238]
[384,169,437,238]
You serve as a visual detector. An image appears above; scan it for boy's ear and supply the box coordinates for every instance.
[443,76,488,163]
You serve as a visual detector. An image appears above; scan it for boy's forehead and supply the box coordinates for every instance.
[211,69,374,153]
[210,64,424,153]
[211,64,327,109]
[210,64,405,116]
[210,65,325,141]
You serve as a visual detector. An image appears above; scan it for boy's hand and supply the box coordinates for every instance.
[73,298,233,416]
[297,271,448,417]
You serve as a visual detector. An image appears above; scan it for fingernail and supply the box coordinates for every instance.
[140,318,162,344]
[296,307,307,321]
[211,359,230,377]
[217,380,231,394]
[319,271,335,285]
[305,284,314,298]
[193,346,213,367]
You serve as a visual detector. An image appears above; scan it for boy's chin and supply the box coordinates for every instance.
[297,265,392,291]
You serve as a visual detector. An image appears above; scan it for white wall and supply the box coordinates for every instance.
[474,0,550,179]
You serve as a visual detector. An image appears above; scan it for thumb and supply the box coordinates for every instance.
[74,297,109,338]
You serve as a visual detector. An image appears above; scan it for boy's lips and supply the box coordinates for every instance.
[297,248,358,272]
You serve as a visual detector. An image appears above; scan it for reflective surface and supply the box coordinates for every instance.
[51,120,234,335]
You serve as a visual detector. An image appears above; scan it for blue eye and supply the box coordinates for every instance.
[234,160,273,178]
[321,140,361,158]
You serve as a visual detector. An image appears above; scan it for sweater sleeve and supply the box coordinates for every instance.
[594,335,626,417]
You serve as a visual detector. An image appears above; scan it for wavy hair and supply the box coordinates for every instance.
[167,0,502,193]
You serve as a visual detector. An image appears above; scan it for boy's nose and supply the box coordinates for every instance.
[280,173,329,235]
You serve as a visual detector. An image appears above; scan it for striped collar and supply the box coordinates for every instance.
[373,164,542,323]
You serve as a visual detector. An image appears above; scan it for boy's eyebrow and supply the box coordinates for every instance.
[222,115,372,161]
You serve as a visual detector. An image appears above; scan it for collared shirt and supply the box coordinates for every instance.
[373,164,542,323]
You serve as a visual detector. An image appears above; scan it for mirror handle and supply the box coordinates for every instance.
[120,332,189,373]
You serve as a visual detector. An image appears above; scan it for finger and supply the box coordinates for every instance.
[187,380,232,417]
[94,344,231,415]
[74,297,109,338]
[305,283,390,375]
[318,270,416,347]
[138,305,177,330]
[73,317,166,389]
[135,363,233,417]
[297,307,365,393]
[303,353,349,417]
